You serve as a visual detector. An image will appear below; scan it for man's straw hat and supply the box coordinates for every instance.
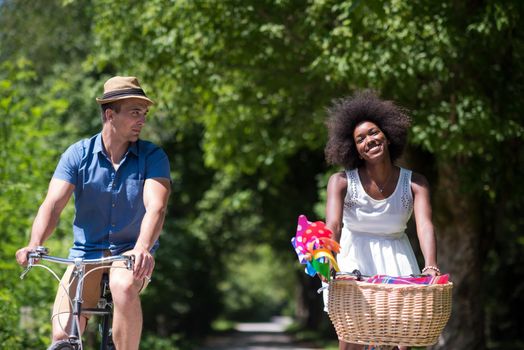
[96,76,154,105]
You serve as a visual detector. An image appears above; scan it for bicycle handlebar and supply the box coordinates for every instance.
[28,252,134,267]
[21,246,134,280]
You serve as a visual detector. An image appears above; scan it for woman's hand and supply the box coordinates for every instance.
[422,265,441,276]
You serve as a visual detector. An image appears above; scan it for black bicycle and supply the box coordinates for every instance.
[20,246,134,350]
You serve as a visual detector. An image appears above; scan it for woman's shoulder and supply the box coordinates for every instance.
[328,171,348,192]
[408,170,430,191]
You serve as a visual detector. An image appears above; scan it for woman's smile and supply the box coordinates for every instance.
[354,121,389,160]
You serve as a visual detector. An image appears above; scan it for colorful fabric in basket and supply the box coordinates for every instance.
[365,274,450,285]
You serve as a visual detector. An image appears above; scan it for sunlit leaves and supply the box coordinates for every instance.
[0,58,72,349]
[411,94,522,157]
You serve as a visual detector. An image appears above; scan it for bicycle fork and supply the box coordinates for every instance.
[69,259,86,348]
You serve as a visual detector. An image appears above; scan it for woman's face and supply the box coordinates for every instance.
[353,121,389,162]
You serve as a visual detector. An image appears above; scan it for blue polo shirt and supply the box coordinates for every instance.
[53,133,171,259]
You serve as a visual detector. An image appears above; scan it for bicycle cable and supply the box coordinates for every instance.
[27,263,83,349]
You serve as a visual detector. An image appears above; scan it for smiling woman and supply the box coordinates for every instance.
[322,91,439,350]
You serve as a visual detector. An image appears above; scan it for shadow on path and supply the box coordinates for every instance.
[198,316,323,350]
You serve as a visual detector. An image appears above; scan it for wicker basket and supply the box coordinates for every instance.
[327,278,452,346]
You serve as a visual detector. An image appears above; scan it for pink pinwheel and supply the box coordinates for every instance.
[291,214,340,279]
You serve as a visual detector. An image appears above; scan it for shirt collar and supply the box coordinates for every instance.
[128,141,139,156]
[93,133,104,154]
[92,133,139,157]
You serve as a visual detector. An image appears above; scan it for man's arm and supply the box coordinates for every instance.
[15,178,75,266]
[129,177,171,280]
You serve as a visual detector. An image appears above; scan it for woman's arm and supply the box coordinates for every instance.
[411,172,439,275]
[326,172,348,243]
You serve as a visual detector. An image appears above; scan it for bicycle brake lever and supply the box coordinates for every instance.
[20,265,32,280]
[126,255,135,270]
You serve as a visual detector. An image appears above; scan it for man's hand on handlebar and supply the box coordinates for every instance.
[125,245,154,281]
[15,246,39,266]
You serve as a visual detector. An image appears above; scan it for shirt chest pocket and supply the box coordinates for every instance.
[125,179,145,208]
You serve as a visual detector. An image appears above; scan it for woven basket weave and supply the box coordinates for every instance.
[327,278,453,346]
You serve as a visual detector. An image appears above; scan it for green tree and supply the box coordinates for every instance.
[0,0,93,76]
[0,58,72,348]
[0,1,98,347]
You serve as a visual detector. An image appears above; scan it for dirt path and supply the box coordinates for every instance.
[198,316,323,350]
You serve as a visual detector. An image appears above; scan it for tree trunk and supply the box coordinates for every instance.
[430,160,485,349]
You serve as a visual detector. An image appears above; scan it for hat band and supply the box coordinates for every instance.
[102,88,146,99]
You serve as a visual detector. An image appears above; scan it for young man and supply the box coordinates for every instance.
[16,76,171,349]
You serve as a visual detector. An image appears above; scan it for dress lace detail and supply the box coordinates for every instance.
[344,169,358,210]
[401,169,412,210]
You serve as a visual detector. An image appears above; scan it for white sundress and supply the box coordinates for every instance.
[323,167,420,311]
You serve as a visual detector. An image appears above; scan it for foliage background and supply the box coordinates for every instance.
[0,0,523,349]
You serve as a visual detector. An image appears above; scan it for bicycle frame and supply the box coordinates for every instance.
[20,247,134,350]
